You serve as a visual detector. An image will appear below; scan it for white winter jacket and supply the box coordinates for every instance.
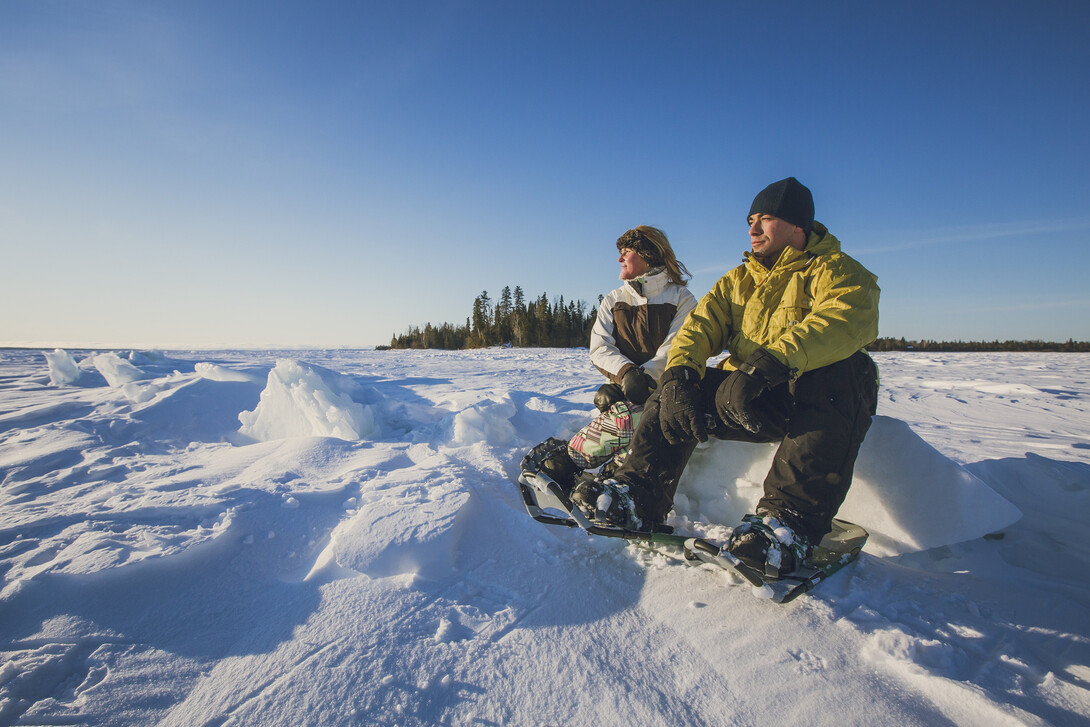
[589,269,698,384]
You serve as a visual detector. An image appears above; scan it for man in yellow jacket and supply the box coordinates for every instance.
[572,177,880,577]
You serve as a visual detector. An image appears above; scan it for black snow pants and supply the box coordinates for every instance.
[613,350,879,545]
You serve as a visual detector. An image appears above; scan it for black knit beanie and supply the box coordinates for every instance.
[749,177,814,235]
[616,229,664,268]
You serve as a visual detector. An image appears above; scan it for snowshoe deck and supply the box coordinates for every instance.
[516,471,867,603]
[517,471,681,543]
[682,520,868,602]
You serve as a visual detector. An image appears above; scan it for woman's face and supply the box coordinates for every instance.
[619,248,650,280]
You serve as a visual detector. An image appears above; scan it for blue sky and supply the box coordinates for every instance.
[2,0,1088,348]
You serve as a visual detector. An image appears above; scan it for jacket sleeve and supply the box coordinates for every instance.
[588,293,635,381]
[666,276,735,378]
[766,255,880,373]
[640,287,698,382]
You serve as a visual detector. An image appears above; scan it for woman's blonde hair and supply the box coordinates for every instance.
[616,225,691,286]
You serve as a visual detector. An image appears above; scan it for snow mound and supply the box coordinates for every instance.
[195,361,264,384]
[238,359,377,442]
[447,397,517,446]
[843,416,1023,555]
[130,376,263,444]
[680,415,1022,556]
[323,474,472,582]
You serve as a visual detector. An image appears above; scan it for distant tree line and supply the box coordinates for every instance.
[386,286,601,350]
[386,294,1090,352]
[866,337,1090,352]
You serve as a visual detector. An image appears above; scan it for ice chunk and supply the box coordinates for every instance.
[91,352,148,387]
[238,359,376,442]
[44,348,82,386]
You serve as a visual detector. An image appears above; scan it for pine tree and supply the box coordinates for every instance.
[471,291,492,348]
[512,286,527,346]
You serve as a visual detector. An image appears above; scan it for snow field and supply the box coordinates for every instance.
[1,348,1088,725]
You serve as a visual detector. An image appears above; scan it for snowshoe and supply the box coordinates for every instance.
[516,471,670,539]
[685,518,868,602]
[570,478,643,530]
[513,473,867,604]
[521,437,579,495]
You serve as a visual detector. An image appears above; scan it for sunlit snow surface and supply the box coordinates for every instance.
[2,348,1088,726]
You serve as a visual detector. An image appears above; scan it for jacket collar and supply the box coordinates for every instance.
[624,267,670,298]
[743,221,839,277]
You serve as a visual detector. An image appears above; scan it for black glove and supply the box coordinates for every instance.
[620,367,655,405]
[658,366,707,445]
[594,383,625,412]
[715,349,792,434]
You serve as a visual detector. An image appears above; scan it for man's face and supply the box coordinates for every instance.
[618,248,650,280]
[747,214,805,259]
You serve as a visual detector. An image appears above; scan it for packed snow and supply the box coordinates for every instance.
[2,347,1089,726]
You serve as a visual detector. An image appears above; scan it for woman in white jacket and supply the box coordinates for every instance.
[523,226,697,491]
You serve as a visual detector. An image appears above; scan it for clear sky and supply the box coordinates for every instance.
[3,0,1088,349]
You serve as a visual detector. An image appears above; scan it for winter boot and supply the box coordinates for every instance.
[521,438,580,494]
[596,449,628,480]
[570,477,643,530]
[723,514,810,579]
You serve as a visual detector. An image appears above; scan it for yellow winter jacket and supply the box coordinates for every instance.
[666,222,879,377]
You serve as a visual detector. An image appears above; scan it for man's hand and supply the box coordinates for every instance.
[620,368,655,405]
[715,349,791,434]
[658,366,707,445]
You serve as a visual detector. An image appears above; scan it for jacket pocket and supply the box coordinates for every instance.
[772,305,810,330]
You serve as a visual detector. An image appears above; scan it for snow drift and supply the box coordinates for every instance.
[679,417,1022,556]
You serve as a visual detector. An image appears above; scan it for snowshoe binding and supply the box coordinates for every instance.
[570,477,643,530]
[722,514,811,579]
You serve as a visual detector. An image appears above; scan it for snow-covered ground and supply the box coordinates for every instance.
[1,347,1088,726]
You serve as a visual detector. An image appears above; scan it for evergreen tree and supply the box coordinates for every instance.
[535,292,552,345]
[512,286,527,346]
[471,291,492,348]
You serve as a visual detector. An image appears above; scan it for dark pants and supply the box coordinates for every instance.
[614,351,879,545]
